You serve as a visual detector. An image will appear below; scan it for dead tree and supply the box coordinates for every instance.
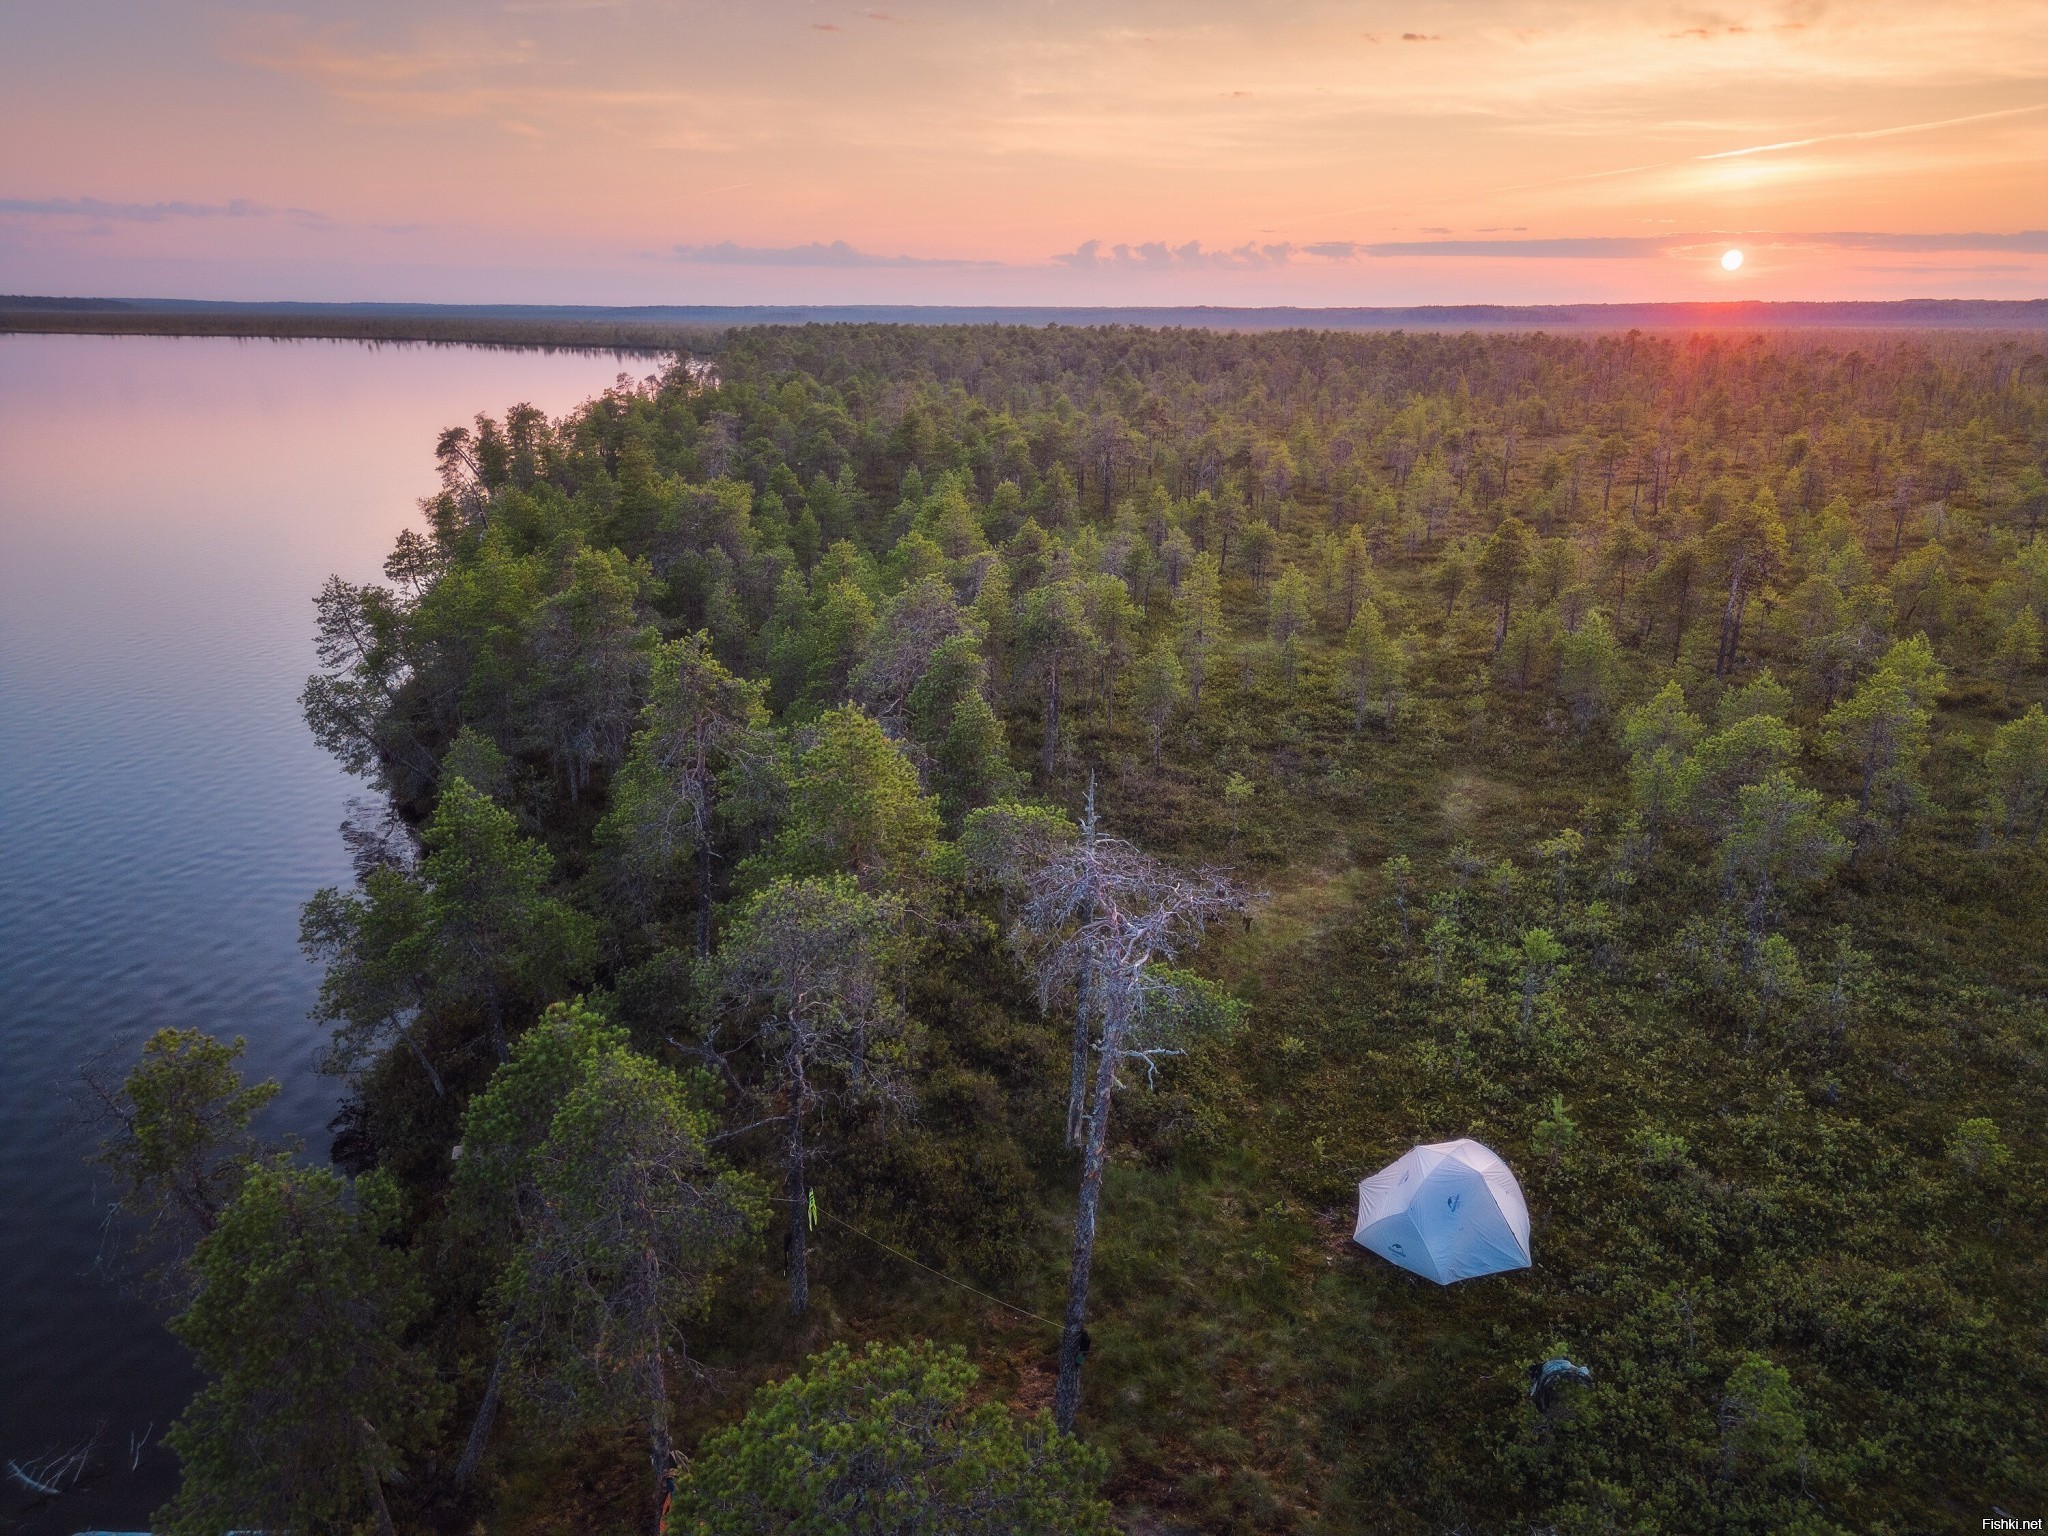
[1009,786,1245,1433]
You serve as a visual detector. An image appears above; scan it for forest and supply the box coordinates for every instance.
[93,322,2048,1535]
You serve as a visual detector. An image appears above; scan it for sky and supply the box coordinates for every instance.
[2,0,2045,306]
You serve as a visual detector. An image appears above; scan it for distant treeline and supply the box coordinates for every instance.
[4,293,2046,349]
[0,303,718,353]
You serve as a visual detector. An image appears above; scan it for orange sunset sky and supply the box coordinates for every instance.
[3,0,2045,306]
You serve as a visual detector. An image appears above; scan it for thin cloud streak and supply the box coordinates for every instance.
[1051,232,2048,266]
[0,196,326,224]
[1492,103,2048,199]
[1698,101,2048,160]
[1358,237,1665,258]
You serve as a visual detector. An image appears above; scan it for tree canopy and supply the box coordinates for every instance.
[123,323,2048,1533]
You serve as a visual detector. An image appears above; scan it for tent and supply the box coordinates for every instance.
[1354,1139,1532,1284]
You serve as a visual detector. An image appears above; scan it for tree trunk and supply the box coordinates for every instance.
[645,1294,674,1536]
[355,1417,398,1536]
[454,1342,507,1486]
[486,991,510,1065]
[786,1097,810,1316]
[1745,882,1772,962]
[695,795,715,959]
[1054,1017,1123,1434]
[1848,757,1879,867]
[1669,572,1693,664]
[402,1028,445,1098]
[1040,664,1061,779]
[1715,566,1746,679]
[1065,973,1092,1149]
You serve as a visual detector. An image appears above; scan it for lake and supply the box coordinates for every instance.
[0,335,649,1533]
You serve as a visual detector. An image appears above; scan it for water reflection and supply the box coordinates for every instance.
[0,334,643,1532]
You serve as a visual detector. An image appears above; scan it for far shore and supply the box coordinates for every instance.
[4,294,2045,348]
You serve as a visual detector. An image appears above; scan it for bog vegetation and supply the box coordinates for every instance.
[97,324,2048,1534]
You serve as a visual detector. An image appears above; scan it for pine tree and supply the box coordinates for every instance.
[303,778,596,1068]
[1620,680,1703,841]
[597,632,770,955]
[1712,490,1789,678]
[762,707,942,891]
[702,876,912,1316]
[669,1341,1113,1536]
[1717,773,1847,954]
[1267,565,1313,688]
[1559,610,1622,727]
[1018,581,1101,778]
[1995,608,2043,702]
[1475,515,1534,653]
[1129,641,1185,765]
[160,1164,444,1536]
[1982,704,2048,843]
[87,1029,280,1275]
[497,1043,762,1496]
[1341,601,1406,730]
[1176,553,1224,707]
[1821,640,1944,853]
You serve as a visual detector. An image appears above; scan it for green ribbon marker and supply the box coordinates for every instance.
[808,1190,818,1231]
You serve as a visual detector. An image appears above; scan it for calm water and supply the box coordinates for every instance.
[0,335,643,1532]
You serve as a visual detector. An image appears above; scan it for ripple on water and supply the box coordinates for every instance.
[0,333,638,1532]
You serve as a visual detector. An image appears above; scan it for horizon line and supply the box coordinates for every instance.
[6,293,2045,337]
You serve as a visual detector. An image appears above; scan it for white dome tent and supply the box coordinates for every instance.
[1354,1139,1532,1284]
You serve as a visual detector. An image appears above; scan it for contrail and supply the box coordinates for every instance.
[1491,100,2048,195]
[1697,101,2048,160]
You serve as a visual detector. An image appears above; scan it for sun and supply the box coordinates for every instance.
[1721,248,1745,272]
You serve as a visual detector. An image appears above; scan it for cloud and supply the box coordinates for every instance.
[1052,235,1669,265]
[1048,231,2048,270]
[0,196,325,225]
[1860,262,2032,275]
[1052,239,1300,270]
[1361,236,1667,258]
[1361,231,2048,258]
[669,239,999,268]
[1400,32,1442,42]
[1788,230,2048,253]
